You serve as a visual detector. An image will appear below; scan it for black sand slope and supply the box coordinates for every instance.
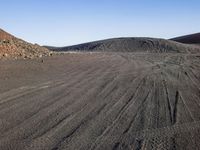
[45,37,200,53]
[171,33,200,44]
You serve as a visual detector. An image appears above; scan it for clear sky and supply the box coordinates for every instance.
[0,0,200,46]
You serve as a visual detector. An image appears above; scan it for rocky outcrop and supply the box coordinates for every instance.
[0,28,50,59]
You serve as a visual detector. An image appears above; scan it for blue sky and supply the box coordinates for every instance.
[0,0,200,46]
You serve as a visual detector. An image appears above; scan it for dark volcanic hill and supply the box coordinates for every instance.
[170,33,200,44]
[0,28,50,59]
[45,37,200,53]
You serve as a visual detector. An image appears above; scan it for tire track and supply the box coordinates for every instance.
[0,65,112,147]
[0,66,109,133]
[90,76,153,150]
[25,65,121,150]
[0,65,98,111]
[55,70,147,150]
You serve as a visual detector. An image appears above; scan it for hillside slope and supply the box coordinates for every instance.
[0,28,50,59]
[46,37,200,53]
[170,33,200,44]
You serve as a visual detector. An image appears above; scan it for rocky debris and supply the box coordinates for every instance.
[0,29,13,40]
[0,28,52,59]
[3,53,8,57]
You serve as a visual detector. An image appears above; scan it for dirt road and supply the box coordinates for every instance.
[0,52,200,150]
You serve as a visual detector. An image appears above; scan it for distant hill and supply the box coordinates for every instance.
[170,33,200,44]
[0,28,50,59]
[45,37,200,53]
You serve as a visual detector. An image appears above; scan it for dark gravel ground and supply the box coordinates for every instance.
[0,52,200,150]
